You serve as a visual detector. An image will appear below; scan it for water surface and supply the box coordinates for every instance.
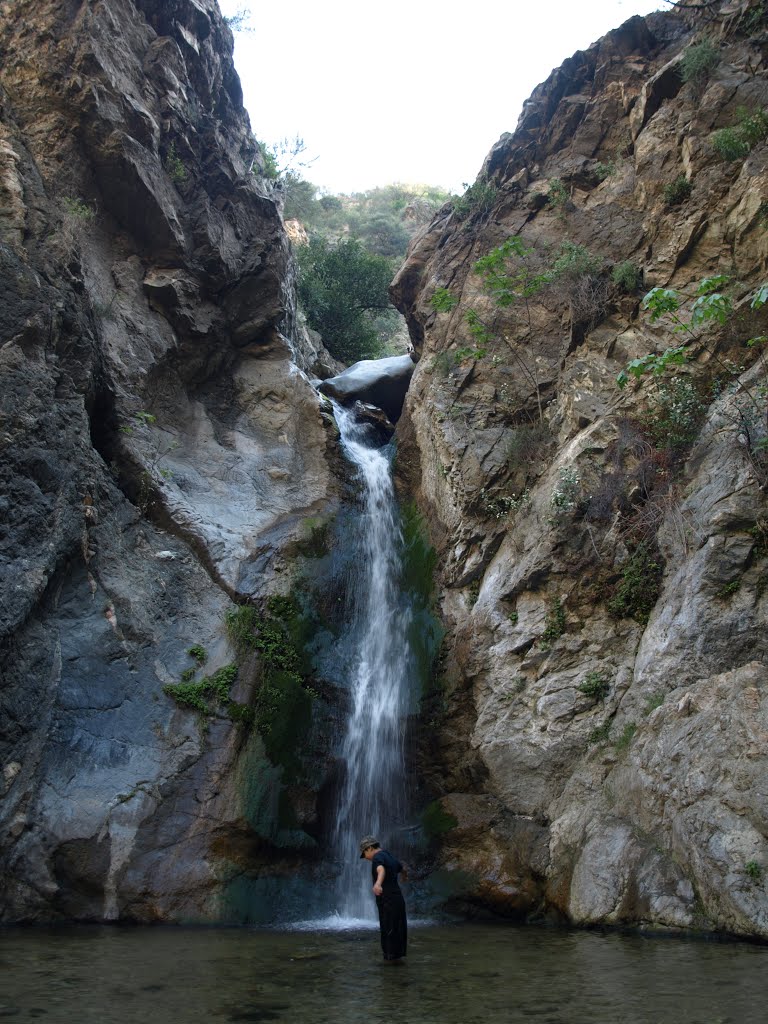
[1,922,766,1024]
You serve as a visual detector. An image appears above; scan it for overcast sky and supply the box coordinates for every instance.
[218,0,667,195]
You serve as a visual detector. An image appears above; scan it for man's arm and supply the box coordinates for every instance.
[372,864,385,896]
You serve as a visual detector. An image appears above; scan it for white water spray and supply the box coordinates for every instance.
[329,402,414,921]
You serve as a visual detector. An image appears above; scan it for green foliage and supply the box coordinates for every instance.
[612,261,643,293]
[550,466,581,517]
[540,599,567,650]
[422,799,458,839]
[478,488,530,519]
[431,287,459,313]
[163,664,238,715]
[587,721,612,746]
[255,139,279,178]
[297,235,397,363]
[643,377,707,450]
[663,175,693,207]
[224,598,317,773]
[164,142,186,185]
[679,38,720,86]
[547,177,569,211]
[400,502,438,602]
[188,644,207,664]
[223,7,252,31]
[615,722,637,751]
[745,860,763,882]
[578,672,610,701]
[450,179,497,218]
[607,544,663,624]
[550,241,603,279]
[62,196,95,221]
[644,692,665,715]
[594,159,616,182]
[711,107,768,162]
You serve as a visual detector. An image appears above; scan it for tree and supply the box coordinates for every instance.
[297,237,398,363]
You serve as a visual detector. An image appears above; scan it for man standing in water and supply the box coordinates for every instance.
[359,835,407,963]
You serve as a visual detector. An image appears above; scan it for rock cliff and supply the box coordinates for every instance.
[0,0,344,922]
[392,0,768,937]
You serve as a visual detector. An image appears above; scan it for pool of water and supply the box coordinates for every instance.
[1,921,766,1024]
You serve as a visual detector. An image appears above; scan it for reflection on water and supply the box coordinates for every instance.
[1,922,767,1024]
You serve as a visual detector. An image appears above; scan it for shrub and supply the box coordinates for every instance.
[612,261,643,293]
[607,544,663,624]
[663,175,693,207]
[547,177,569,211]
[540,598,567,649]
[62,196,95,220]
[450,179,497,218]
[679,39,720,87]
[643,377,707,452]
[164,142,186,185]
[711,108,768,162]
[745,860,763,882]
[188,644,207,664]
[578,672,611,701]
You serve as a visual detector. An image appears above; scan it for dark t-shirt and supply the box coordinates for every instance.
[371,850,403,894]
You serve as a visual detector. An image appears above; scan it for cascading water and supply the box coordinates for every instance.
[327,401,415,923]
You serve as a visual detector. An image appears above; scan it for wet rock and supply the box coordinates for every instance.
[319,354,416,422]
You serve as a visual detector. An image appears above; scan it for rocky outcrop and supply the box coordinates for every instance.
[319,354,416,422]
[0,0,344,922]
[393,1,768,937]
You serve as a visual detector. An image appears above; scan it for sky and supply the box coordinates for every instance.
[218,0,667,196]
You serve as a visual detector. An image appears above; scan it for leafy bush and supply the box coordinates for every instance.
[450,179,497,218]
[297,236,397,363]
[612,261,643,293]
[547,177,569,211]
[62,196,95,220]
[643,377,707,451]
[663,175,693,207]
[607,544,663,624]
[578,672,610,700]
[679,39,720,87]
[711,108,768,162]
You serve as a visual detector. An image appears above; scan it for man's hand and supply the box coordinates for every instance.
[373,882,383,896]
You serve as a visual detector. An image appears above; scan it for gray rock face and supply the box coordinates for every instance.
[318,354,416,421]
[393,2,768,938]
[0,0,343,922]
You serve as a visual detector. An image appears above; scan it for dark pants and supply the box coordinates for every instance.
[376,891,407,960]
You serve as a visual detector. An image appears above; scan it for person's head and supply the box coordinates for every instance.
[359,835,380,859]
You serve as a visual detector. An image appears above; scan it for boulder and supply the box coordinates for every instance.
[318,354,416,422]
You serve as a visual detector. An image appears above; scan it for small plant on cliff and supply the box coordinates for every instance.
[549,466,581,518]
[188,644,208,664]
[547,177,569,214]
[607,543,663,624]
[164,142,187,185]
[163,664,238,715]
[578,672,611,701]
[539,598,567,651]
[430,287,460,313]
[612,261,643,294]
[663,175,693,208]
[679,38,720,88]
[62,196,95,221]
[711,107,768,162]
[614,721,637,752]
[745,860,763,882]
[450,179,497,219]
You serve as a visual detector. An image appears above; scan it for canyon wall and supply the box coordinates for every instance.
[0,0,345,922]
[393,1,768,937]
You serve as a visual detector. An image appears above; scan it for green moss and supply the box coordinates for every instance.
[422,800,458,839]
[296,516,332,558]
[400,501,437,602]
[256,670,313,777]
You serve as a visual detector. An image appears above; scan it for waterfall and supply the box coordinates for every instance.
[329,402,414,922]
